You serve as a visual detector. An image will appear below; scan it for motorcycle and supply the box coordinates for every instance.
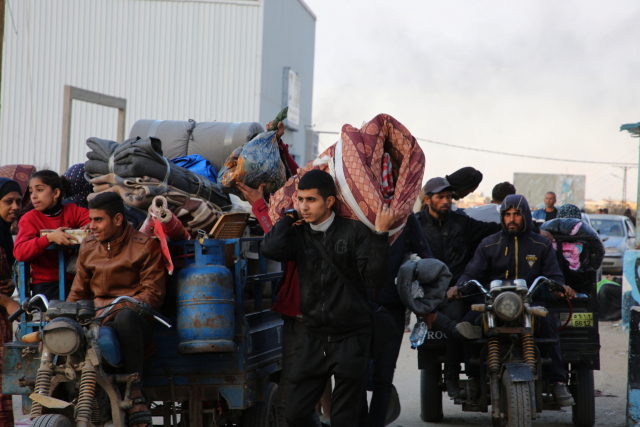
[10,294,171,427]
[452,276,567,427]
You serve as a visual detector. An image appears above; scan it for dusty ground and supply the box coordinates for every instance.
[389,319,629,427]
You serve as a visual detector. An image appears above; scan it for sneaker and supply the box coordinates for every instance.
[550,383,575,406]
[455,322,482,339]
[446,378,461,399]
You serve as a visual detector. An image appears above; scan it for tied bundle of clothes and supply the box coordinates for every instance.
[268,114,425,243]
[218,108,290,201]
[84,136,229,239]
[541,217,604,273]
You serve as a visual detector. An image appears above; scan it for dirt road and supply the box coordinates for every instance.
[390,320,629,427]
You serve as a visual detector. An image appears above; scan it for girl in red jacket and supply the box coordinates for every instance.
[14,170,90,304]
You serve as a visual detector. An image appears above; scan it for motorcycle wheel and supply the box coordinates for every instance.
[243,381,278,427]
[30,414,72,427]
[571,367,595,427]
[502,375,532,427]
[420,363,443,422]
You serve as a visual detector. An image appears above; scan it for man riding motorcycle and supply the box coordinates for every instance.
[449,194,576,407]
[67,192,166,427]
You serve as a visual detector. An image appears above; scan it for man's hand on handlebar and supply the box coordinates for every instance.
[556,285,576,299]
[447,286,461,301]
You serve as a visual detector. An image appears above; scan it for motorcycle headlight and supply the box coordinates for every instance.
[493,292,524,322]
[42,317,85,356]
[605,247,618,255]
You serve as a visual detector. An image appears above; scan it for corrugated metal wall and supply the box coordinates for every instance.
[1,0,264,172]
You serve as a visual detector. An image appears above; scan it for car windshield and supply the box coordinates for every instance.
[591,219,624,237]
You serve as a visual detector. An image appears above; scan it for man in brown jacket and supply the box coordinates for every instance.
[68,192,165,427]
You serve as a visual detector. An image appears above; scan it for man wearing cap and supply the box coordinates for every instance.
[415,176,503,398]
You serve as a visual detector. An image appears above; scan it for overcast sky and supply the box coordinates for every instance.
[304,0,640,203]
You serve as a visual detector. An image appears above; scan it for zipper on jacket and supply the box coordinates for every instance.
[102,242,113,295]
[515,236,519,278]
[321,232,327,328]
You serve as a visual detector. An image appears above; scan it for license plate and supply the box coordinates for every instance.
[559,312,593,327]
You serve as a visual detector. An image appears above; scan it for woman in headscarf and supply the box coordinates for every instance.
[557,204,582,219]
[0,178,23,427]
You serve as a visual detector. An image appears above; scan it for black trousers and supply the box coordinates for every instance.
[286,333,370,427]
[105,310,154,388]
[437,299,466,380]
[361,306,405,427]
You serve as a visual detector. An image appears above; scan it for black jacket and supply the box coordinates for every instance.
[415,209,502,287]
[457,194,565,289]
[368,212,433,308]
[261,215,390,340]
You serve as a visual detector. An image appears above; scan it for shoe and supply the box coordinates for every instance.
[446,378,461,399]
[454,322,482,339]
[550,383,575,406]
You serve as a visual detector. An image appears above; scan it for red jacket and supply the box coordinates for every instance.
[14,204,90,284]
[256,140,301,317]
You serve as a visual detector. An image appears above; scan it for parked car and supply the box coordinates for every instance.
[589,214,636,274]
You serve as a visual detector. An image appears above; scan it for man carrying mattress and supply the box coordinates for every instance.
[261,169,396,427]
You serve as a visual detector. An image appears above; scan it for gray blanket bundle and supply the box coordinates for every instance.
[84,136,230,208]
[396,258,452,314]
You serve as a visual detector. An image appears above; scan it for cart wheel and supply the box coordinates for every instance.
[420,363,443,422]
[243,381,278,427]
[571,367,595,427]
[30,414,72,427]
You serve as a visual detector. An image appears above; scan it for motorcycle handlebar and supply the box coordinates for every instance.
[102,296,172,328]
[458,280,490,297]
[8,307,24,323]
[8,294,50,323]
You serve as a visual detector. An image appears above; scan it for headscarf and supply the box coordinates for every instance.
[557,204,582,219]
[0,178,23,268]
[63,163,92,209]
[446,167,483,200]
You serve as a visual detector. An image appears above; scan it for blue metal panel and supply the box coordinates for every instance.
[2,342,39,394]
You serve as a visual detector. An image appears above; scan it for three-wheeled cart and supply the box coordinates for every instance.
[417,234,601,427]
[4,236,283,427]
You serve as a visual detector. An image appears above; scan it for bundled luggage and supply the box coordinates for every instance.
[268,114,426,243]
[541,218,605,273]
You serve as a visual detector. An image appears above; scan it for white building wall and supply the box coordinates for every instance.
[1,0,264,172]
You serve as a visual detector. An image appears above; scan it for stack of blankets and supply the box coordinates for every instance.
[84,136,230,237]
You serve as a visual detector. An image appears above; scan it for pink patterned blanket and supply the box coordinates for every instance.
[268,114,425,243]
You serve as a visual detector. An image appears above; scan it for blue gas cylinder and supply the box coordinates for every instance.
[176,239,235,354]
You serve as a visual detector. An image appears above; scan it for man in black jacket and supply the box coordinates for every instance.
[453,194,576,406]
[261,169,396,427]
[415,177,502,398]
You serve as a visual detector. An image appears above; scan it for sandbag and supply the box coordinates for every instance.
[541,218,604,272]
[268,114,425,243]
[396,258,451,314]
[218,130,286,200]
[129,120,265,172]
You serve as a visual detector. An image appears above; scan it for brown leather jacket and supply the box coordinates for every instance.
[68,223,166,312]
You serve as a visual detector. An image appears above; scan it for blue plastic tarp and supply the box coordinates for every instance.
[170,154,218,183]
